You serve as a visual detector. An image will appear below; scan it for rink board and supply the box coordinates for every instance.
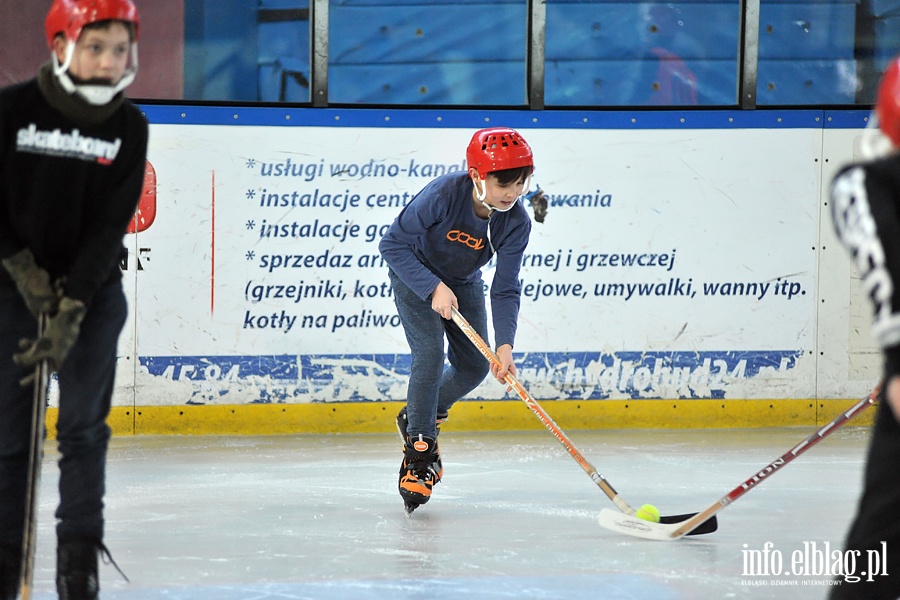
[92,107,878,432]
[41,396,872,438]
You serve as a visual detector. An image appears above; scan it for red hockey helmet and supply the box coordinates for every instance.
[466,128,534,179]
[45,0,140,48]
[876,56,900,148]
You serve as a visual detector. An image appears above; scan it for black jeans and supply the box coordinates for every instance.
[0,277,126,547]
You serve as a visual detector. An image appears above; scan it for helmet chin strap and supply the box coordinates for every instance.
[473,175,532,214]
[52,41,138,106]
[473,174,533,256]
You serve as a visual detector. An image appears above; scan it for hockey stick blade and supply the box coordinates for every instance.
[597,510,718,541]
[661,512,718,535]
[599,509,694,541]
[449,307,716,535]
[599,386,879,541]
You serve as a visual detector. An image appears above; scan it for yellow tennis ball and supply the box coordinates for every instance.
[635,504,660,523]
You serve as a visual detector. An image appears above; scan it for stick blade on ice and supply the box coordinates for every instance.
[598,508,686,541]
[661,512,718,535]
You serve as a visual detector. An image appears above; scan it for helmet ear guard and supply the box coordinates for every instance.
[465,127,534,180]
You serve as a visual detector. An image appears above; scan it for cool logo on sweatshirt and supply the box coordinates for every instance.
[16,123,122,165]
[446,229,484,251]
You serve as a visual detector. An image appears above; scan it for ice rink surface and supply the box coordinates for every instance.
[27,421,873,599]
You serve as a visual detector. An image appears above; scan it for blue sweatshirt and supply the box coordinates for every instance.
[379,171,531,348]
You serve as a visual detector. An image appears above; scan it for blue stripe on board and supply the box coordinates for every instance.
[137,105,839,130]
[138,350,803,402]
[823,109,872,129]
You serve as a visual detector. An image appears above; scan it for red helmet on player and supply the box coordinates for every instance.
[466,128,534,180]
[876,56,900,148]
[45,0,140,47]
[45,0,140,105]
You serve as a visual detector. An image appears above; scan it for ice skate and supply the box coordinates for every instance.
[56,538,127,600]
[399,434,443,515]
[57,538,101,600]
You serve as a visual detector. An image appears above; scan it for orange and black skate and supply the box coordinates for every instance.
[399,434,443,515]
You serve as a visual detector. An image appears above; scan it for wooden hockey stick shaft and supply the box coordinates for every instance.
[449,306,716,534]
[20,314,50,600]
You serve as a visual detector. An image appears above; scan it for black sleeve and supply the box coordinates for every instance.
[0,89,25,260]
[65,108,149,305]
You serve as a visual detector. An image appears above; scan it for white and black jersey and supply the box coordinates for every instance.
[830,154,900,378]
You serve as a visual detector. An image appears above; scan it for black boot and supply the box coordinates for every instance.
[398,434,443,514]
[0,544,20,600]
[56,538,100,600]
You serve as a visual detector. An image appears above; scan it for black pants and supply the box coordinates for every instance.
[0,277,126,548]
[830,391,900,599]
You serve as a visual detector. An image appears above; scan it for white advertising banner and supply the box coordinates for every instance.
[124,109,858,406]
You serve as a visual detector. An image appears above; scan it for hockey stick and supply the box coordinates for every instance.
[449,307,717,535]
[599,385,880,541]
[19,314,50,600]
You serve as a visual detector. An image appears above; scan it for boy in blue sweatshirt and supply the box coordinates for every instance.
[379,127,534,514]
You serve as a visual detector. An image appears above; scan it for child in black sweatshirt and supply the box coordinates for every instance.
[0,1,147,598]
